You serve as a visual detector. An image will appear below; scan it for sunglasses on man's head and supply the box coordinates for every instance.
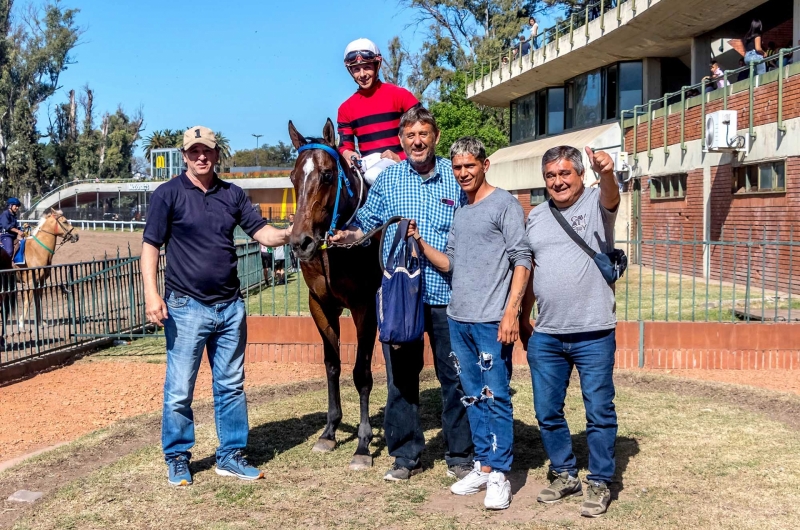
[344,50,380,65]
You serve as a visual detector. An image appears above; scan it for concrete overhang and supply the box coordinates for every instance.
[487,123,621,191]
[29,177,293,215]
[468,0,770,107]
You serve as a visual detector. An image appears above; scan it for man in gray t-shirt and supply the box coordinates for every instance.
[409,136,531,511]
[519,145,620,518]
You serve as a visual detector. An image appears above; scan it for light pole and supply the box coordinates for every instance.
[252,133,263,167]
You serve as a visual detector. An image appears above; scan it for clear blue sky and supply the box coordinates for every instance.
[45,0,557,156]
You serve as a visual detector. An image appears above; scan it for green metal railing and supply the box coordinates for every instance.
[469,0,626,94]
[621,46,799,156]
[0,241,267,368]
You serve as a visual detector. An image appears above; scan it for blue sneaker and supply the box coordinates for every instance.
[215,451,264,481]
[167,456,192,486]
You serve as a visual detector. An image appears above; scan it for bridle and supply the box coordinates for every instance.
[34,214,78,252]
[295,143,365,248]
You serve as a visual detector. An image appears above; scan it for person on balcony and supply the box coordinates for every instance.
[743,19,766,76]
[0,198,23,260]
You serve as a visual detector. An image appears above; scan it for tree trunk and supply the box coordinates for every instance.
[98,113,109,168]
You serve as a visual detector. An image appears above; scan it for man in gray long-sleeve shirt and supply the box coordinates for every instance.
[408,136,531,510]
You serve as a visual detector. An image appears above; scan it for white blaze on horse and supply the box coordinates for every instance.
[15,209,79,331]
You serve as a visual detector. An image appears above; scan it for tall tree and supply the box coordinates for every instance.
[0,1,82,198]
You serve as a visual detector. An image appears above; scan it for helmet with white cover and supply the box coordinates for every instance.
[343,38,382,67]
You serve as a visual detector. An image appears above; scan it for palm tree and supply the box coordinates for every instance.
[214,131,232,168]
[142,130,169,159]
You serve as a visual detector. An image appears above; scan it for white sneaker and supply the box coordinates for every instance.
[484,471,512,510]
[450,461,489,496]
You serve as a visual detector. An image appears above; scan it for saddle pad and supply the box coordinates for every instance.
[13,239,26,265]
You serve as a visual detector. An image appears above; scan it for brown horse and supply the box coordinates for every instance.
[287,119,383,469]
[16,209,79,330]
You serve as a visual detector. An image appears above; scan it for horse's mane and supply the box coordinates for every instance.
[32,209,62,236]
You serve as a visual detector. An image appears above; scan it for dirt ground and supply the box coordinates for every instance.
[1,330,797,471]
[0,343,327,465]
[642,368,800,395]
[51,229,144,265]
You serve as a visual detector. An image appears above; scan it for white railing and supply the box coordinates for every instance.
[72,220,146,232]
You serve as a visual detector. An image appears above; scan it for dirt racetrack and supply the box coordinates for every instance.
[51,229,143,265]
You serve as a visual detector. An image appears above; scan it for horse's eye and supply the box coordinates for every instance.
[322,171,334,184]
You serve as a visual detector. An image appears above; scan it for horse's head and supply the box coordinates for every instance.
[287,118,356,261]
[44,209,79,243]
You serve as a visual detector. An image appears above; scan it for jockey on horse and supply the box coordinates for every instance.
[337,38,420,183]
[0,197,23,263]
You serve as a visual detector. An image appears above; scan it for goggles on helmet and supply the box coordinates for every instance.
[344,50,381,67]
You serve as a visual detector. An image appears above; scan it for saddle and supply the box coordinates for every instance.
[12,238,26,267]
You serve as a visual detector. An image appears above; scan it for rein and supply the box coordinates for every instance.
[31,216,76,255]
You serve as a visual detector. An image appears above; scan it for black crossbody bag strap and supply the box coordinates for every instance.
[548,199,597,259]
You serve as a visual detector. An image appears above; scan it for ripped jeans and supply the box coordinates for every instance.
[448,318,514,473]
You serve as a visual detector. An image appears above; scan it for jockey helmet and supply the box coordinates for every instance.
[7,197,21,207]
[344,38,382,68]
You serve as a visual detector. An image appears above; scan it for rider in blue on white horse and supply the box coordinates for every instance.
[0,198,23,260]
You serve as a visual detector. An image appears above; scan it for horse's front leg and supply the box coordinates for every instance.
[308,294,344,453]
[348,301,377,470]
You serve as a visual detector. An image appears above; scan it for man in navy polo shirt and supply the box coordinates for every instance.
[142,126,291,487]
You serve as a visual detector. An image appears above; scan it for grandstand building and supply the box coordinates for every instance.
[471,0,797,292]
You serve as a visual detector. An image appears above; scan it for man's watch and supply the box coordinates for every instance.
[413,233,421,241]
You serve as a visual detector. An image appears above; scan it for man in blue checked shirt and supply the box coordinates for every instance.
[331,106,475,482]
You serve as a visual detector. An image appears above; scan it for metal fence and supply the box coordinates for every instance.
[613,228,799,323]
[3,226,796,368]
[0,242,265,368]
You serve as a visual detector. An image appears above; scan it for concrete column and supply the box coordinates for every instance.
[702,163,711,280]
[794,0,800,64]
[691,35,712,85]
[642,58,662,103]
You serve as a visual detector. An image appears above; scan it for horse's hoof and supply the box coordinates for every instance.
[312,438,336,453]
[349,455,373,470]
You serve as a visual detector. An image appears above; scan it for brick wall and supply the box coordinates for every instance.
[640,169,705,274]
[243,317,800,370]
[512,189,535,219]
[728,18,795,56]
[623,69,800,152]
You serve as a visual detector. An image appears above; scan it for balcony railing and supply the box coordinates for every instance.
[619,45,799,161]
[467,0,630,95]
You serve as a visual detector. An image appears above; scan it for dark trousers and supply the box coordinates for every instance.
[382,304,474,469]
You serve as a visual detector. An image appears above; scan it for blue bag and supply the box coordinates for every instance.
[376,219,425,345]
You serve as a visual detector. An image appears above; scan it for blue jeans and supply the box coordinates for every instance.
[162,293,249,464]
[0,234,13,258]
[382,305,474,469]
[528,329,617,484]
[745,50,766,76]
[448,319,514,473]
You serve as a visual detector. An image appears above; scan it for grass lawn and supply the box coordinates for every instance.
[242,272,310,316]
[7,369,800,529]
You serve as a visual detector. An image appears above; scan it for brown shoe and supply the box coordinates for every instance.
[580,480,611,517]
[537,471,582,503]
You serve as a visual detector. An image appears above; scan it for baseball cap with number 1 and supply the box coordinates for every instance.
[183,126,217,150]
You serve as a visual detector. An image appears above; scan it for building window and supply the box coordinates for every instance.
[530,188,548,206]
[571,69,602,129]
[511,92,536,143]
[733,161,786,194]
[604,64,618,120]
[619,61,643,116]
[547,87,565,135]
[650,174,688,199]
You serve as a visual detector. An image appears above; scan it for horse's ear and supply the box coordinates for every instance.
[288,121,306,150]
[323,118,336,147]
